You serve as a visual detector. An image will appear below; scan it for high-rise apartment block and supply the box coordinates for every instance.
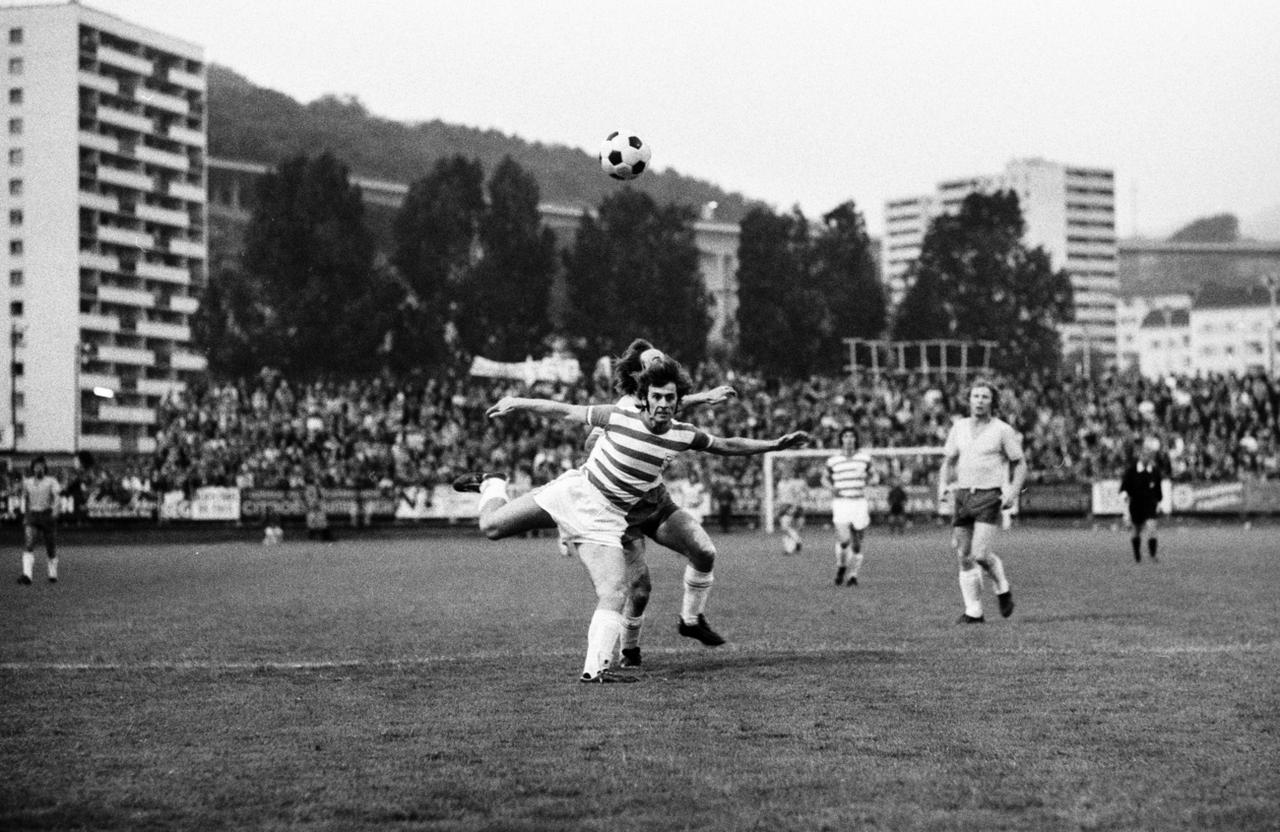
[1,2,206,455]
[884,158,1117,365]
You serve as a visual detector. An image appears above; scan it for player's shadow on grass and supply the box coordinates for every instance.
[652,648,900,679]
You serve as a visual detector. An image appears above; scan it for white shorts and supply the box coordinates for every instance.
[832,498,871,532]
[532,469,628,548]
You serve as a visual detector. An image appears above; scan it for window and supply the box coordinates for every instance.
[8,28,22,45]
[8,178,20,196]
[8,269,21,286]
[8,209,21,227]
[8,240,21,256]
[12,393,23,409]
[7,57,22,75]
[7,88,21,105]
[7,117,20,135]
[8,148,21,166]
[9,300,22,316]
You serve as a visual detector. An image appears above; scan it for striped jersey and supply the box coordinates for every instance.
[826,451,873,500]
[582,405,711,510]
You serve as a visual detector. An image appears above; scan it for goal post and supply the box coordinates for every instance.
[761,446,946,533]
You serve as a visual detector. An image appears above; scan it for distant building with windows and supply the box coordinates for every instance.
[884,158,1117,367]
[1,2,206,455]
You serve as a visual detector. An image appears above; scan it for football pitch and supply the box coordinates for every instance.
[2,521,1278,831]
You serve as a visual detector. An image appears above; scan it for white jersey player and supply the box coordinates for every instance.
[825,427,873,586]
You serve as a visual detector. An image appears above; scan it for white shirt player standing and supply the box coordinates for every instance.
[824,427,874,587]
[939,381,1028,623]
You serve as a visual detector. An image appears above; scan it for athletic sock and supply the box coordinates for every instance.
[621,614,644,650]
[681,565,714,624]
[834,566,847,585]
[851,551,864,578]
[959,567,984,618]
[21,552,34,580]
[583,608,624,678]
[47,557,57,580]
[478,476,509,513]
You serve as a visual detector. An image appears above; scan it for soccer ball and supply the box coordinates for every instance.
[599,131,651,181]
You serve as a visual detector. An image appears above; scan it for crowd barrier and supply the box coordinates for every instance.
[2,477,1277,526]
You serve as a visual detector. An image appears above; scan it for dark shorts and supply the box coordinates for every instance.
[622,486,681,545]
[952,488,1003,527]
[24,509,56,534]
[1128,505,1157,526]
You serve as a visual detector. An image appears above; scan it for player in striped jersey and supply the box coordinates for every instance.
[825,427,874,586]
[456,356,809,683]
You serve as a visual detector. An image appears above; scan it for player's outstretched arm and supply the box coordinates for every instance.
[705,430,810,457]
[486,396,592,422]
[679,385,737,413]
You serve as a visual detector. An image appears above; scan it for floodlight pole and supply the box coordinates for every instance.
[1264,273,1278,379]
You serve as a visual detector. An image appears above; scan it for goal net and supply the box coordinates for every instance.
[761,446,945,533]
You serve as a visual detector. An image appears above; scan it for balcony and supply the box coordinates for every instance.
[79,434,123,452]
[79,190,120,213]
[80,312,121,333]
[95,104,153,134]
[167,124,206,147]
[79,251,120,272]
[166,67,205,92]
[135,145,190,172]
[96,164,154,192]
[97,404,157,425]
[168,295,199,314]
[79,372,121,391]
[136,261,189,284]
[137,320,191,341]
[98,285,155,307]
[136,203,190,228]
[168,239,205,259]
[137,88,189,116]
[166,181,205,203]
[97,225,155,249]
[170,352,208,372]
[78,130,120,154]
[137,378,187,398]
[77,70,119,96]
[96,45,154,76]
[96,345,155,366]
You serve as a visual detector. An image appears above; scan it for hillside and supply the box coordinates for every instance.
[207,65,758,222]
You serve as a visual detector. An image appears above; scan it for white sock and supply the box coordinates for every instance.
[478,476,509,511]
[622,614,644,650]
[22,552,34,579]
[47,558,57,580]
[983,554,1010,594]
[959,567,984,618]
[582,608,624,678]
[681,566,714,624]
[834,542,848,567]
[851,550,864,578]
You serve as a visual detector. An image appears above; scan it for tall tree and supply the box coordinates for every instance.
[811,201,886,371]
[561,189,708,368]
[455,157,558,360]
[735,206,831,379]
[241,152,388,376]
[890,190,1074,373]
[390,155,486,367]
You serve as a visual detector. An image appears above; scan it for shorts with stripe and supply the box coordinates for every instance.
[533,469,628,548]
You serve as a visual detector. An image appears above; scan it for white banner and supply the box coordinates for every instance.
[160,486,241,521]
[469,355,581,384]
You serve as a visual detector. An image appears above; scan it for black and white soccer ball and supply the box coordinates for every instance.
[599,131,651,181]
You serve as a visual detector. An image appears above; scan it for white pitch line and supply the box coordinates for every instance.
[0,641,1274,672]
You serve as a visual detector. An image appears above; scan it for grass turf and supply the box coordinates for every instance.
[1,521,1278,830]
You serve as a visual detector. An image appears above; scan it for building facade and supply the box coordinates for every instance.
[1,2,207,455]
[884,158,1118,367]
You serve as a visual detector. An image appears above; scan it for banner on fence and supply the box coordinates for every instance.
[1170,481,1244,514]
[1020,483,1092,515]
[160,486,241,521]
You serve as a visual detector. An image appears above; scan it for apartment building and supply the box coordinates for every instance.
[1,2,206,455]
[884,158,1118,366]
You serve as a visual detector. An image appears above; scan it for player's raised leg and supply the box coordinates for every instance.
[650,509,725,647]
[972,522,1013,617]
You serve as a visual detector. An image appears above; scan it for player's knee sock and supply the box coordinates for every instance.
[47,556,57,580]
[681,565,714,624]
[984,554,1009,594]
[1131,536,1141,559]
[851,551,864,578]
[583,608,624,678]
[21,551,34,579]
[959,567,983,618]
[1148,538,1158,558]
[478,477,509,515]
[622,614,644,650]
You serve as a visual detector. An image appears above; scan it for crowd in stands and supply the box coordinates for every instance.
[9,363,1280,509]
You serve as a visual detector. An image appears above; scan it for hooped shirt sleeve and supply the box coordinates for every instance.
[584,404,618,428]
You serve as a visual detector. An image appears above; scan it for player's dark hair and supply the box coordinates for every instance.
[636,355,693,406]
[612,338,656,397]
[838,426,859,446]
[30,455,46,473]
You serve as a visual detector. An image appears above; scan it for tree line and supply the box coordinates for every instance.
[194,152,1072,380]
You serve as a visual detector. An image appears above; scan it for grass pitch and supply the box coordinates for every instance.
[2,520,1278,831]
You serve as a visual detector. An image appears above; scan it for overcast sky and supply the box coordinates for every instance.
[40,0,1280,238]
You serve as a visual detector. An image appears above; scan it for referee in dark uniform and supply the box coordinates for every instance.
[1119,440,1164,563]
